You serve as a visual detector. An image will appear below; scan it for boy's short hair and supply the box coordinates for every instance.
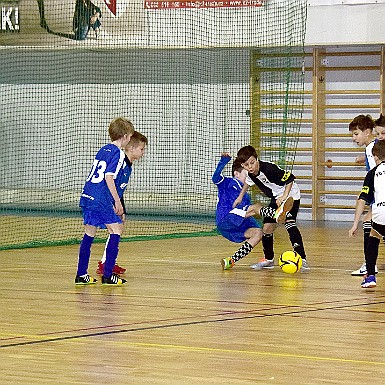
[108,117,135,141]
[372,140,385,160]
[232,159,243,176]
[374,113,385,128]
[236,145,258,164]
[128,131,148,147]
[348,114,374,132]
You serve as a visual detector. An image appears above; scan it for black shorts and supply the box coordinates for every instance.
[371,221,385,238]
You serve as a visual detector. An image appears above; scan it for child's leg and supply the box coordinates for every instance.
[103,233,121,278]
[231,241,253,263]
[100,234,110,264]
[246,202,274,217]
[261,222,276,261]
[351,209,375,276]
[362,207,372,257]
[248,222,275,270]
[77,230,95,276]
[282,199,307,260]
[246,197,293,224]
[363,221,372,256]
[262,232,274,260]
[366,223,385,276]
[220,220,262,270]
[366,236,380,276]
[284,220,307,260]
[231,228,262,262]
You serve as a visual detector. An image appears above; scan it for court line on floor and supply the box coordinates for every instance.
[126,341,385,366]
[2,293,383,343]
[2,298,385,349]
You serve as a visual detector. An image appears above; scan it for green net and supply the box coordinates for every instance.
[0,0,306,249]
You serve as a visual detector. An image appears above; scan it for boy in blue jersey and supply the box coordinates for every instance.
[349,140,385,288]
[349,114,378,276]
[213,153,293,270]
[75,117,134,285]
[96,131,148,275]
[233,145,309,272]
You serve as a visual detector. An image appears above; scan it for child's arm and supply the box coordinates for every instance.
[349,170,375,237]
[212,153,231,184]
[349,198,366,237]
[105,174,124,215]
[276,182,293,206]
[232,183,249,208]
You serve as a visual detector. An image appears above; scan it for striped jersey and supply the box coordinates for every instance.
[365,140,377,171]
[359,161,385,225]
[245,160,300,200]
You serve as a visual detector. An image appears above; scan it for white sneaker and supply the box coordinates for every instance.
[351,262,378,276]
[300,259,310,273]
[250,258,274,270]
[274,197,294,224]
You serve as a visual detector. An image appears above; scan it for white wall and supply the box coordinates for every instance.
[306,1,385,45]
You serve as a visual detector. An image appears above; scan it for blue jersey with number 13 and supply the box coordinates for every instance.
[80,143,126,209]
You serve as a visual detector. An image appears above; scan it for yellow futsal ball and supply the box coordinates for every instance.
[279,250,302,274]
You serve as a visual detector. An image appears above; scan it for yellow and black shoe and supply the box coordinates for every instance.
[102,273,126,285]
[75,274,97,285]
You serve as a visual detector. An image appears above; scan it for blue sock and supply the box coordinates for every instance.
[77,234,94,276]
[103,234,120,278]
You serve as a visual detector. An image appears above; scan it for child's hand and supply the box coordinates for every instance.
[355,155,365,164]
[221,152,231,158]
[349,224,358,237]
[114,200,124,216]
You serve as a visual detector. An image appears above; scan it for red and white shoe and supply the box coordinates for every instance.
[113,264,126,275]
[96,261,127,275]
[96,261,104,275]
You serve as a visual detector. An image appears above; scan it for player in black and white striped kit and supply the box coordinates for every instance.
[349,140,385,288]
[234,145,309,272]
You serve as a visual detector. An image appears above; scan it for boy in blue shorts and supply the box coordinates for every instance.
[212,153,293,270]
[349,140,385,288]
[75,117,135,285]
[96,131,148,275]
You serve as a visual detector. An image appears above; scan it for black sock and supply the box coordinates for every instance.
[284,221,307,260]
[262,233,274,260]
[366,236,380,276]
[231,241,253,262]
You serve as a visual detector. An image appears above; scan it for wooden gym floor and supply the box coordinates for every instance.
[1,222,385,384]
